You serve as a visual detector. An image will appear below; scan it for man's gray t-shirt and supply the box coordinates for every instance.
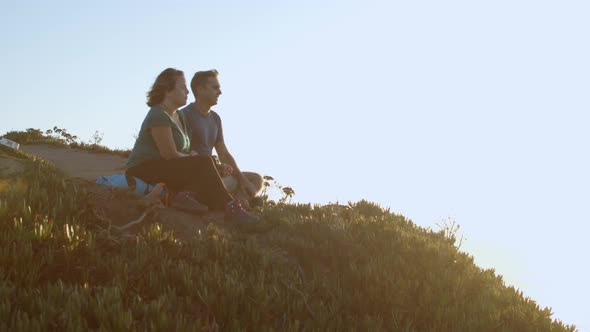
[179,103,224,156]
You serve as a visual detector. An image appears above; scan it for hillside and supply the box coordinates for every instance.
[0,129,577,331]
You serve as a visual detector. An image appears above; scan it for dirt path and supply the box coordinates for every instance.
[20,144,127,180]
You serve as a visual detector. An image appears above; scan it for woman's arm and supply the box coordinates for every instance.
[151,126,189,159]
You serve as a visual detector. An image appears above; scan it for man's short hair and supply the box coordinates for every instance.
[190,69,219,97]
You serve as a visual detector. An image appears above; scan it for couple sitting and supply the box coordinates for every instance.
[125,68,261,223]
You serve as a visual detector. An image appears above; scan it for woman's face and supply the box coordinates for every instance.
[166,76,189,108]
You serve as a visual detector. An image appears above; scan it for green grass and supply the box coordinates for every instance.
[0,131,578,331]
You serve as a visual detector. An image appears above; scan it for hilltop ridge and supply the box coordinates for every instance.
[0,129,578,331]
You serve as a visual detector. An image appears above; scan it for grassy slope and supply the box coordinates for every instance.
[0,130,577,331]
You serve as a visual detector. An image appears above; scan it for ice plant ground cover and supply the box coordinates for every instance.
[0,129,577,331]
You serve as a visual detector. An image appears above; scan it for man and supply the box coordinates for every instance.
[180,69,263,205]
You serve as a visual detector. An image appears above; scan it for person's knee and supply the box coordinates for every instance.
[244,172,263,193]
[223,175,239,192]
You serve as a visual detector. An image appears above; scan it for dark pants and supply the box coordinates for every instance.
[126,156,234,210]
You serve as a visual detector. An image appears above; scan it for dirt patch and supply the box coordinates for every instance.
[78,180,226,241]
[20,144,127,181]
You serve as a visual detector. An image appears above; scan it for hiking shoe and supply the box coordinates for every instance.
[238,199,251,210]
[224,200,259,223]
[171,192,208,214]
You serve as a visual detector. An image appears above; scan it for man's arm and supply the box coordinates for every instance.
[215,141,257,195]
[216,141,243,176]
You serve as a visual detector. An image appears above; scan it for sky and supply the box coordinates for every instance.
[1,0,589,329]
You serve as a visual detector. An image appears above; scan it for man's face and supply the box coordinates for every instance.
[198,76,222,106]
[169,76,189,108]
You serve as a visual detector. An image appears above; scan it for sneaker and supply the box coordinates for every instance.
[171,192,208,214]
[224,200,259,223]
[238,199,251,210]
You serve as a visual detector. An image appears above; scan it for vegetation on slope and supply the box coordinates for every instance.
[0,130,577,331]
[3,127,130,157]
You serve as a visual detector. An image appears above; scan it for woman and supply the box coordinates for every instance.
[126,68,257,223]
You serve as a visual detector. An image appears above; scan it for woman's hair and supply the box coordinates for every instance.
[146,68,184,107]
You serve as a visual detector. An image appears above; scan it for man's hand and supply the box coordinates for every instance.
[189,150,199,156]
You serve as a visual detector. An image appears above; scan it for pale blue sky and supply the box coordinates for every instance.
[2,1,589,329]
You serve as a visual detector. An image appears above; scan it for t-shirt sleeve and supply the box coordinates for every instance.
[214,112,225,145]
[144,109,171,129]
